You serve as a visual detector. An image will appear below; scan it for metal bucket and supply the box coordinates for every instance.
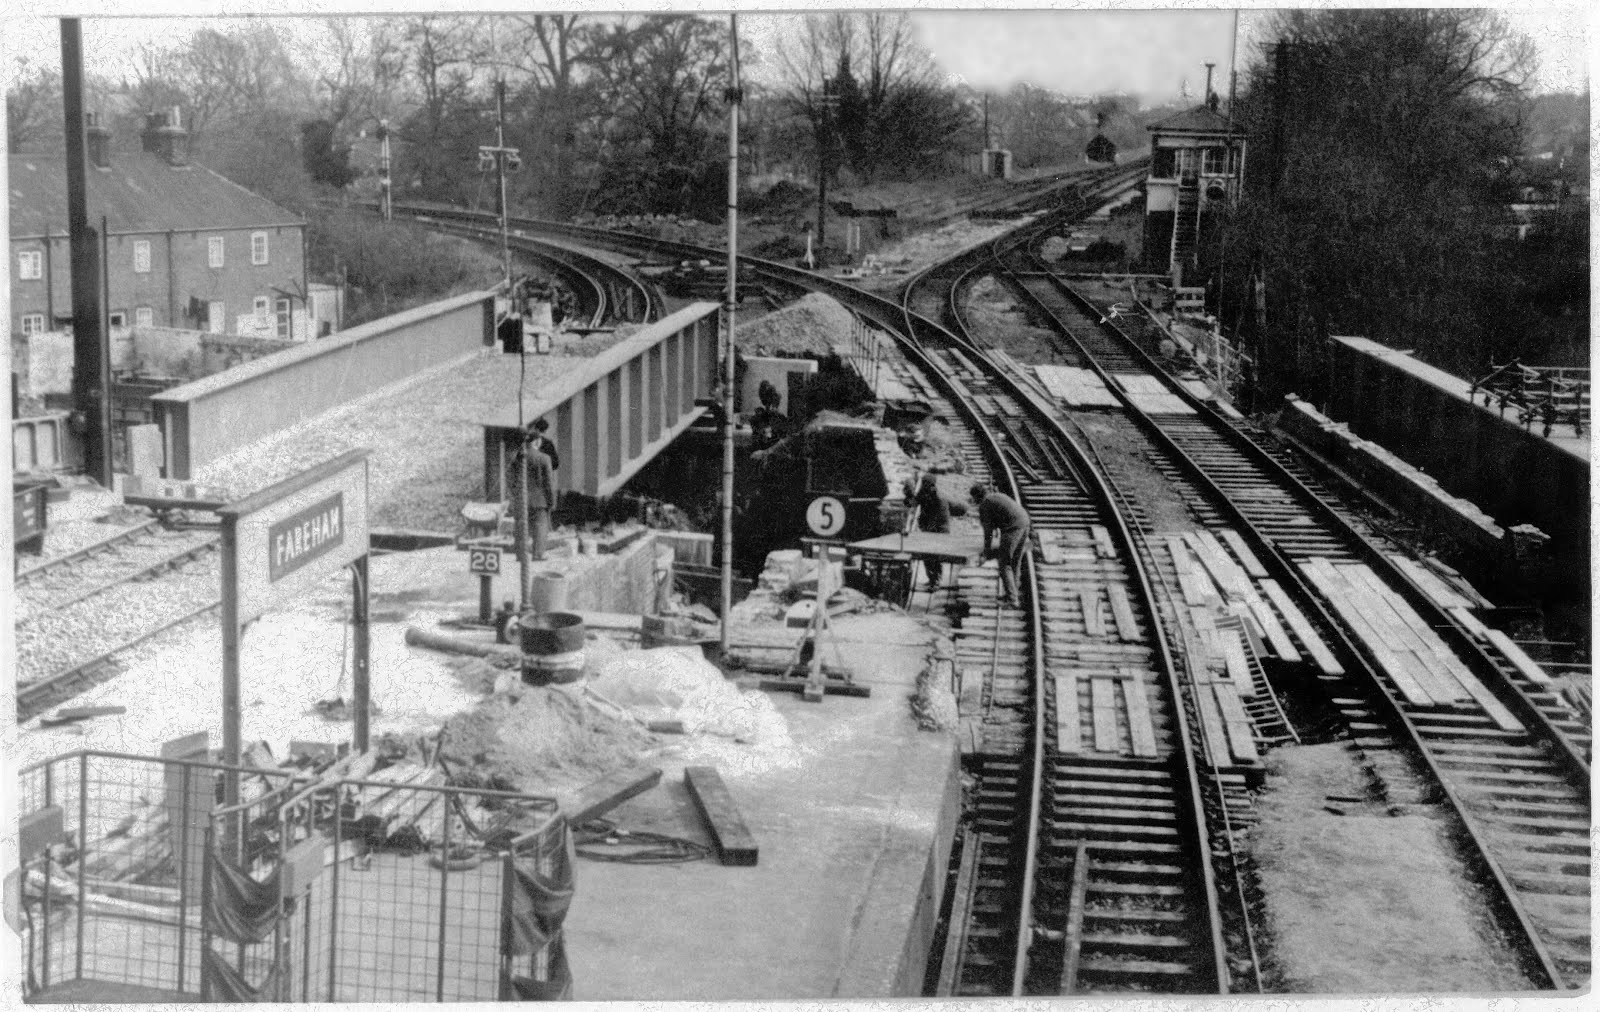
[528,572,569,614]
[521,612,586,686]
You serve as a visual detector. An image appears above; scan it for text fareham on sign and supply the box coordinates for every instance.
[268,492,345,582]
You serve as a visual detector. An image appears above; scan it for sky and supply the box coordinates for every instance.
[2,4,1593,104]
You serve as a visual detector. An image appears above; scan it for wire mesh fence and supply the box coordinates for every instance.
[18,748,573,1004]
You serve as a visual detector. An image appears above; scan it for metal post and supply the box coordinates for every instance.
[720,15,742,654]
[61,19,112,487]
[40,851,51,989]
[512,444,530,611]
[221,515,242,808]
[75,753,87,980]
[496,79,512,292]
[351,555,370,753]
[435,804,451,1002]
[498,850,516,998]
[326,810,340,1001]
[176,763,191,992]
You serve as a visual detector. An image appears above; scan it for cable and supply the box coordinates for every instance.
[572,818,712,865]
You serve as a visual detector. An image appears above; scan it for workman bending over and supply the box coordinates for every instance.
[910,474,966,588]
[971,483,1031,608]
[523,433,556,561]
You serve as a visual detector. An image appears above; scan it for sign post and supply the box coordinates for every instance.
[217,451,371,805]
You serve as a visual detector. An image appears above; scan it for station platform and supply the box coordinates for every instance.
[562,611,961,1000]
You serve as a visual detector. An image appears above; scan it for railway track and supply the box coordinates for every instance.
[946,216,1591,989]
[14,525,222,724]
[390,167,1586,991]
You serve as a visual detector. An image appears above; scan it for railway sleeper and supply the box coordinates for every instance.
[1074,956,1197,982]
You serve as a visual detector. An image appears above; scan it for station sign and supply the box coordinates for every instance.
[220,451,370,623]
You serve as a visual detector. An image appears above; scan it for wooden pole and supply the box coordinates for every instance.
[720,14,742,654]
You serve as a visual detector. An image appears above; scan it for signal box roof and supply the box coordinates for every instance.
[1146,105,1248,137]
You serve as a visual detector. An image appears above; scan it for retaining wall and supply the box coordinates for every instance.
[154,291,495,478]
[1323,336,1589,595]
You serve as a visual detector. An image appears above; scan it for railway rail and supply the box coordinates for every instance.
[932,210,1591,990]
[388,163,1585,992]
[14,524,222,724]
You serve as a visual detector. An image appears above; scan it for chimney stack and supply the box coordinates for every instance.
[141,106,189,167]
[86,111,111,169]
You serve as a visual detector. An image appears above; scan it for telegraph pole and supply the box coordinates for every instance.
[61,18,112,487]
[378,119,393,221]
[815,79,837,252]
[720,14,743,653]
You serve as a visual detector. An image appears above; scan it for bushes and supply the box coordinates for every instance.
[307,208,502,327]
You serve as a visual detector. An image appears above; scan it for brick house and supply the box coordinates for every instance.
[8,109,317,342]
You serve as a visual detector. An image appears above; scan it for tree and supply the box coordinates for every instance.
[1217,8,1536,401]
[395,16,493,205]
[6,58,63,152]
[302,119,359,188]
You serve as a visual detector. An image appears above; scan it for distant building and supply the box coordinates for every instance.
[8,108,313,341]
[1141,101,1248,282]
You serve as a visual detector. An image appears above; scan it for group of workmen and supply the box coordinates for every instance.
[909,474,1032,608]
[514,417,1033,608]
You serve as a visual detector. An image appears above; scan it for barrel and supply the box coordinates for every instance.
[521,611,586,686]
[528,571,569,614]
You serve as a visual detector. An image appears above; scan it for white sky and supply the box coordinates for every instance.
[1,3,1592,102]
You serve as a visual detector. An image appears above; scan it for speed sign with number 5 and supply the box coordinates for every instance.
[805,495,847,537]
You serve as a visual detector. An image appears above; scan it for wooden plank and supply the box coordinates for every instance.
[1449,606,1493,643]
[1337,565,1468,703]
[684,766,759,866]
[1218,529,1269,578]
[1194,531,1252,597]
[1388,554,1471,610]
[1486,630,1554,685]
[1055,675,1083,753]
[1090,677,1119,753]
[1211,686,1260,763]
[1090,525,1117,559]
[1446,653,1526,732]
[563,767,664,825]
[1177,568,1211,607]
[1106,584,1139,641]
[1081,587,1107,637]
[1247,599,1302,663]
[1195,686,1232,767]
[1259,578,1345,677]
[1120,671,1160,758]
[1165,536,1193,574]
[1300,564,1437,706]
[1219,631,1256,700]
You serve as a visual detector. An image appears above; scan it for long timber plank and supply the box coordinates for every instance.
[1090,677,1119,753]
[1259,578,1344,676]
[1106,585,1140,642]
[1056,675,1083,753]
[1121,673,1160,758]
[1218,529,1269,578]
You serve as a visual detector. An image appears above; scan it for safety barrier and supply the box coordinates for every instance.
[14,750,302,1001]
[17,749,573,1004]
[153,291,497,479]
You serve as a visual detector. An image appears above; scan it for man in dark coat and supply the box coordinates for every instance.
[971,482,1031,607]
[911,474,966,587]
[529,417,560,472]
[523,437,556,560]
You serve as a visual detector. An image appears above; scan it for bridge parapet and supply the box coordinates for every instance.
[481,301,720,502]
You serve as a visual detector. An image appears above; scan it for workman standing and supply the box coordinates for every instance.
[911,474,966,587]
[523,435,556,561]
[971,483,1031,608]
[530,417,560,472]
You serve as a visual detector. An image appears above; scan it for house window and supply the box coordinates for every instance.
[21,313,46,335]
[275,297,292,339]
[208,236,225,268]
[251,231,269,265]
[18,250,43,280]
[135,306,154,328]
[134,240,152,273]
[1203,146,1228,175]
[253,296,271,317]
[208,300,227,334]
[108,311,127,328]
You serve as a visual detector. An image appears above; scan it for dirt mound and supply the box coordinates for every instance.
[440,684,656,794]
[735,292,856,357]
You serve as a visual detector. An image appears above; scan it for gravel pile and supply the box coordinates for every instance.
[734,292,857,357]
[196,350,587,533]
